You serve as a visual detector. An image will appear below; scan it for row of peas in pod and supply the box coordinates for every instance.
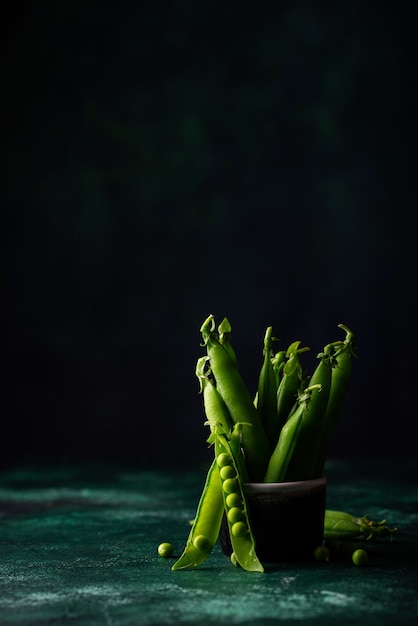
[167,315,396,572]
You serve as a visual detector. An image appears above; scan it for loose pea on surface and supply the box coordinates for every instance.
[313,545,330,562]
[158,542,174,557]
[352,549,369,566]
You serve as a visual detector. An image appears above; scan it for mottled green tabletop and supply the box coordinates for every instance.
[0,460,417,626]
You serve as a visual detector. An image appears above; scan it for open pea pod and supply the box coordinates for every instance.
[172,458,224,570]
[214,427,264,573]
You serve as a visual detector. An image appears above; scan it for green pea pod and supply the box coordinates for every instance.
[218,317,238,367]
[276,341,310,430]
[324,509,397,541]
[173,357,234,572]
[214,428,264,572]
[263,407,304,483]
[196,356,234,436]
[314,325,356,476]
[271,350,287,388]
[284,351,333,481]
[200,315,270,481]
[172,459,224,570]
[263,387,315,482]
[256,327,279,450]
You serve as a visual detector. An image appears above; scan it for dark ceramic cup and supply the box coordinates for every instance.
[220,476,327,563]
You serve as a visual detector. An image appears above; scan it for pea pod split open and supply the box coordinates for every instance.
[172,459,224,571]
[214,427,264,572]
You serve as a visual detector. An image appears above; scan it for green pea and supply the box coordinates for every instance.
[157,542,174,557]
[225,492,241,508]
[219,465,236,480]
[216,452,232,467]
[193,535,211,552]
[231,521,248,537]
[352,549,368,566]
[222,478,238,494]
[313,545,330,562]
[227,507,243,524]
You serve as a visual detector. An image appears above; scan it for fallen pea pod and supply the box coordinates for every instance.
[324,509,398,541]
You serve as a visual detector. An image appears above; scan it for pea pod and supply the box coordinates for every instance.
[284,351,333,481]
[218,317,238,367]
[173,357,233,571]
[263,384,320,482]
[214,427,264,572]
[172,459,224,570]
[196,356,233,435]
[271,350,287,388]
[324,509,397,541]
[200,315,270,481]
[256,327,279,450]
[314,325,356,476]
[276,341,310,430]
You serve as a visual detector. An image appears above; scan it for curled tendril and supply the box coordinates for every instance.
[356,516,398,541]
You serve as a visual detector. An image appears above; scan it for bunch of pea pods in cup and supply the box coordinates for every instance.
[165,315,396,572]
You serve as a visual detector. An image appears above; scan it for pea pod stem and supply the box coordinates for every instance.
[218,317,238,367]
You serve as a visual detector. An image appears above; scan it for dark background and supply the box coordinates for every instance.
[1,1,416,470]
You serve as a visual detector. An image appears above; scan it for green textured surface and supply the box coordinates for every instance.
[0,461,417,625]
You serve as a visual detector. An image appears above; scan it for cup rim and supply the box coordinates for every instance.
[243,475,327,494]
